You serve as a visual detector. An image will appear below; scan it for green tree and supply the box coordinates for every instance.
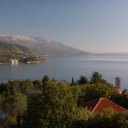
[111,93,128,109]
[112,112,128,128]
[4,93,27,127]
[73,108,92,128]
[79,83,116,102]
[23,81,78,128]
[20,80,34,94]
[90,72,106,84]
[0,83,8,96]
[7,80,21,95]
[71,77,75,84]
[33,80,42,90]
[77,75,88,85]
[42,75,50,86]
[5,93,27,116]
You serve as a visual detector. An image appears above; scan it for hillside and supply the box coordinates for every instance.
[33,42,88,57]
[0,41,36,63]
[0,34,89,57]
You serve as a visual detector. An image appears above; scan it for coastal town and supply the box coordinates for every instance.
[11,56,43,64]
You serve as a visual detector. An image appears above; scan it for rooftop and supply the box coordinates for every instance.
[80,98,127,113]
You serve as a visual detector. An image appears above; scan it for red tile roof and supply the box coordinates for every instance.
[80,98,127,113]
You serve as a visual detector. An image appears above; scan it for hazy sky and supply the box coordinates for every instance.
[0,0,128,53]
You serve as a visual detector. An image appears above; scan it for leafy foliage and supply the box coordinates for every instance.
[0,73,128,128]
[77,75,88,84]
[23,81,78,128]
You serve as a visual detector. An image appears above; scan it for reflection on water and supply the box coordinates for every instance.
[0,55,128,89]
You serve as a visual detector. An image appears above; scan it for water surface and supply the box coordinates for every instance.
[0,55,128,89]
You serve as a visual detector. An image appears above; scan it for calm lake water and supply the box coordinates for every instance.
[0,55,128,89]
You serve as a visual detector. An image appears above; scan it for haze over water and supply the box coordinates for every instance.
[0,55,128,89]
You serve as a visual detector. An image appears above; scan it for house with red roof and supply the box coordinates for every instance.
[80,98,127,113]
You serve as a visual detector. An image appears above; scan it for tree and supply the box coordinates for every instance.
[73,108,92,128]
[33,80,42,90]
[7,80,21,95]
[20,80,34,94]
[90,72,106,84]
[79,83,116,102]
[77,75,88,85]
[71,77,75,84]
[4,93,27,127]
[112,112,128,127]
[0,83,8,96]
[42,75,50,86]
[23,81,78,128]
[111,93,128,109]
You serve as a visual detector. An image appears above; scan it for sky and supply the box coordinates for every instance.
[0,0,128,53]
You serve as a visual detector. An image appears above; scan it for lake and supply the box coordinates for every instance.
[0,55,128,89]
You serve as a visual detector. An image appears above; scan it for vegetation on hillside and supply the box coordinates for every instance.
[0,72,128,128]
[0,41,37,63]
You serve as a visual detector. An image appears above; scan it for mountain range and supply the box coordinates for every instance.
[0,34,89,57]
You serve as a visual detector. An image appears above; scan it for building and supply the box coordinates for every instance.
[80,98,127,113]
[11,59,18,64]
[115,76,121,89]
[113,76,121,93]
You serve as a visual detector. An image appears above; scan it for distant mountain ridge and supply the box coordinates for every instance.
[0,34,89,57]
